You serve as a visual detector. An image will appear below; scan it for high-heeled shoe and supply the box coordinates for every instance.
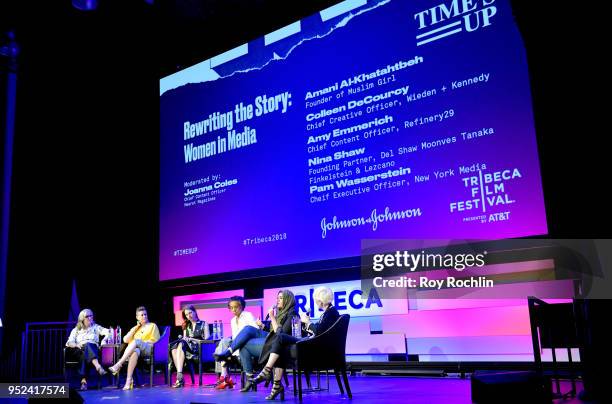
[108,363,122,376]
[240,376,256,392]
[172,378,185,388]
[265,380,284,401]
[122,378,133,390]
[96,367,107,376]
[250,366,272,384]
[80,381,88,391]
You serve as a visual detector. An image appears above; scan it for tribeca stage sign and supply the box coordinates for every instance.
[263,279,408,319]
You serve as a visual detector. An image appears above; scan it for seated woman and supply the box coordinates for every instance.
[108,306,160,390]
[234,320,268,392]
[168,305,209,388]
[252,287,339,400]
[212,296,268,390]
[299,286,339,337]
[65,309,110,391]
[249,289,299,400]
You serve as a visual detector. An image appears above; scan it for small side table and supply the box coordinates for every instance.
[100,343,121,388]
[194,339,219,385]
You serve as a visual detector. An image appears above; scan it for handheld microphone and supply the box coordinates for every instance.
[265,305,277,321]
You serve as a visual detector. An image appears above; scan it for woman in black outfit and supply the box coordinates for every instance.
[299,286,340,338]
[252,287,340,400]
[169,305,209,387]
[251,289,298,400]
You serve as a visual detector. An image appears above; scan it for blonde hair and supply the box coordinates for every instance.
[76,309,94,331]
[314,287,334,306]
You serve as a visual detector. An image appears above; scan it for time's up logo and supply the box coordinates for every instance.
[414,0,497,46]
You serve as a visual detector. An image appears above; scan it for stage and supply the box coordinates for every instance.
[0,1,607,403]
[81,375,469,403]
[41,374,584,404]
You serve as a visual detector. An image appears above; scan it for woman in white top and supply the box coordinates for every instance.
[65,309,110,390]
[213,296,268,389]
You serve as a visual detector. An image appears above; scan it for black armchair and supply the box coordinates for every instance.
[291,314,352,402]
[63,347,103,389]
[63,335,106,389]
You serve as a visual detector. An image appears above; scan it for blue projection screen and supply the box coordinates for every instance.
[159,0,547,281]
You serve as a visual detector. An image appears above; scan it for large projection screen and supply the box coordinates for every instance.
[160,0,547,281]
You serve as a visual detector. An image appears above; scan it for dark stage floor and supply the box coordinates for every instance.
[81,374,467,403]
[66,374,584,404]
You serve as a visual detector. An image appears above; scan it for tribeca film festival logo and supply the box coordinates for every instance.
[414,0,497,47]
[450,166,521,223]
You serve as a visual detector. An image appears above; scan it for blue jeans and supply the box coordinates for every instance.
[230,326,267,374]
[230,326,267,352]
[65,343,99,378]
[239,337,266,374]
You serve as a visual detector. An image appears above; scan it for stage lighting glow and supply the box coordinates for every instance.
[72,0,98,11]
